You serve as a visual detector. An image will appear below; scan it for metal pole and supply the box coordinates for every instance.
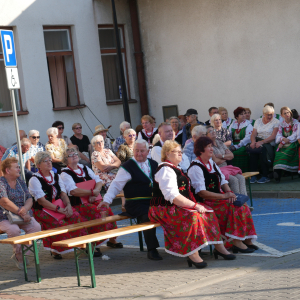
[111,0,131,124]
[10,90,25,181]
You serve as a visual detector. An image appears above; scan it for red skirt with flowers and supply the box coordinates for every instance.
[203,199,257,242]
[33,208,88,254]
[148,203,223,257]
[73,201,118,246]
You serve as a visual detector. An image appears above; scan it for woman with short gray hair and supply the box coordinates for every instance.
[112,121,131,153]
[116,129,136,163]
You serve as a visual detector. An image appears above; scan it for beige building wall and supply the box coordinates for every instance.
[138,0,300,123]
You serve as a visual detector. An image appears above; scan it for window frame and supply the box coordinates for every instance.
[43,26,82,110]
[98,24,135,105]
[0,26,26,117]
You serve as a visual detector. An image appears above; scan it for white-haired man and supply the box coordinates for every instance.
[112,121,131,153]
[99,139,162,261]
[151,122,190,172]
[183,125,207,163]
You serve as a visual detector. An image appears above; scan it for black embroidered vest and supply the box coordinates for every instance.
[188,160,222,203]
[151,163,194,206]
[61,166,92,206]
[140,129,158,144]
[33,173,62,210]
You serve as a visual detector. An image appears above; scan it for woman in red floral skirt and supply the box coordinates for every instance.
[149,140,236,269]
[29,151,88,259]
[188,137,258,253]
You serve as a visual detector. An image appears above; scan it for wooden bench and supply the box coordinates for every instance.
[242,171,259,209]
[0,214,129,283]
[52,221,161,288]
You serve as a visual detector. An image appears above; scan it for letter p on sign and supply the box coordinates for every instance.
[0,30,17,67]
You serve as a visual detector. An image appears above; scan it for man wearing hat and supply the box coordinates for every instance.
[182,109,204,146]
[93,124,113,151]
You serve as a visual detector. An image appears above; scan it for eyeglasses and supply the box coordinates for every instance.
[57,126,64,130]
[68,153,79,158]
[128,134,136,138]
[75,127,82,130]
[96,141,104,145]
[207,129,216,134]
[43,159,52,163]
[31,136,40,139]
[171,150,183,154]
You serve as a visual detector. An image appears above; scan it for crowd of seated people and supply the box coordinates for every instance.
[2,102,300,270]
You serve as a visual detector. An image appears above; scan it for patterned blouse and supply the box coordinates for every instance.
[0,177,33,221]
[216,127,233,144]
[45,139,67,160]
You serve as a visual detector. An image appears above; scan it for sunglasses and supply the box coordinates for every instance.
[31,136,40,139]
[128,134,136,138]
[68,153,79,158]
[75,127,82,130]
[57,126,64,130]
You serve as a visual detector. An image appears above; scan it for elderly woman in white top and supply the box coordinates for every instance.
[29,130,45,172]
[211,114,232,147]
[249,105,280,183]
[112,121,131,153]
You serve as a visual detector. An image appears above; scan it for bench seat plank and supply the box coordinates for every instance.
[242,172,259,179]
[52,222,160,248]
[0,215,129,245]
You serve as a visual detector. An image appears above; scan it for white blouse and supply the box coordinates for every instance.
[154,163,181,203]
[228,120,253,149]
[188,158,228,194]
[29,171,67,200]
[254,118,280,141]
[275,119,298,144]
[60,164,102,195]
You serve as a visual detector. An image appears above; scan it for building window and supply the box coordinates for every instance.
[0,29,22,113]
[98,25,131,102]
[43,27,80,109]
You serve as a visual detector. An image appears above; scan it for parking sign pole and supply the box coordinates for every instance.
[10,90,25,181]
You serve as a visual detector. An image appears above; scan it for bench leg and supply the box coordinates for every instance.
[21,245,28,282]
[33,240,41,283]
[209,245,213,255]
[247,178,254,209]
[87,243,96,288]
[131,218,144,252]
[74,248,81,287]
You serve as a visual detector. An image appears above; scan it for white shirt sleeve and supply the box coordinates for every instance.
[103,168,132,205]
[58,175,67,194]
[151,146,162,164]
[236,124,253,149]
[188,165,206,194]
[288,123,298,143]
[60,172,77,195]
[275,125,283,144]
[178,153,190,173]
[137,132,142,140]
[28,177,46,200]
[86,166,102,184]
[154,166,180,203]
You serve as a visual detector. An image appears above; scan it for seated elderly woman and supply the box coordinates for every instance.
[116,129,136,163]
[28,130,45,172]
[183,125,207,163]
[113,121,131,153]
[52,121,72,146]
[45,127,67,174]
[29,151,88,260]
[60,148,122,250]
[91,135,121,190]
[210,114,232,147]
[206,126,247,195]
[244,108,255,126]
[0,158,41,269]
[188,137,257,254]
[149,140,236,269]
[249,105,280,183]
[228,107,253,172]
[169,116,183,145]
[273,107,299,182]
[219,107,233,129]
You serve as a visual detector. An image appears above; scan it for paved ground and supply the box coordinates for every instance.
[1,198,300,299]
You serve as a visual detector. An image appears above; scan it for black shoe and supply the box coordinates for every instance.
[147,249,163,260]
[213,249,236,260]
[243,242,259,250]
[86,248,103,257]
[187,257,207,269]
[107,241,123,248]
[273,171,281,182]
[51,252,62,259]
[232,245,255,254]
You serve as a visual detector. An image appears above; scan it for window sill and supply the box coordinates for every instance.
[106,99,137,106]
[53,105,86,111]
[0,111,29,117]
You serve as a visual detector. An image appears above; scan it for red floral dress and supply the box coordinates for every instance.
[188,159,257,243]
[149,163,223,257]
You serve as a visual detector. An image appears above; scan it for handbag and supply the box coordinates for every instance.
[0,180,31,225]
[233,193,249,207]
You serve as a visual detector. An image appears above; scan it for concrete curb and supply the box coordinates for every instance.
[251,191,300,198]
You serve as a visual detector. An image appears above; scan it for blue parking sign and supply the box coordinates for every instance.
[0,30,17,67]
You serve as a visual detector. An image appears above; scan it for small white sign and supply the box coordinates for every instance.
[5,67,20,89]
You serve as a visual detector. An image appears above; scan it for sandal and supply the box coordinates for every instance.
[107,241,123,248]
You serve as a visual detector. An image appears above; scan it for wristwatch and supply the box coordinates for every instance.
[56,205,61,212]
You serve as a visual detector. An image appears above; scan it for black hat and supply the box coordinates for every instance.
[184,108,198,116]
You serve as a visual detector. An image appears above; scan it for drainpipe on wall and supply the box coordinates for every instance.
[129,0,149,116]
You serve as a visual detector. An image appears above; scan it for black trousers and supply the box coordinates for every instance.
[136,213,159,251]
[249,146,269,177]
